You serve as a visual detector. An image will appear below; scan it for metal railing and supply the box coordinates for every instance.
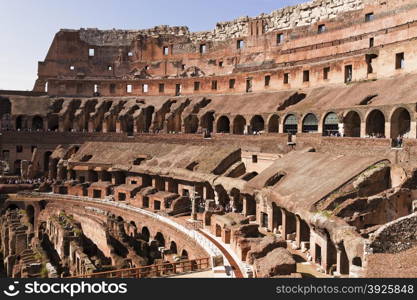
[73,257,210,278]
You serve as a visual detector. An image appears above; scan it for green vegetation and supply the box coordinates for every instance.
[319,210,333,218]
[40,264,48,278]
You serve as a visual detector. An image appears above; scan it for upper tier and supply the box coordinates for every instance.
[33,0,417,97]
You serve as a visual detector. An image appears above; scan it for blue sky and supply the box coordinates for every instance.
[0,0,305,90]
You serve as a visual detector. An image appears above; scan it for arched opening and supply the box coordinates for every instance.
[344,111,361,137]
[200,112,214,133]
[233,115,246,135]
[264,172,285,187]
[250,115,264,133]
[323,112,340,136]
[143,106,154,133]
[169,241,178,254]
[129,221,137,237]
[268,114,279,133]
[284,114,298,134]
[26,205,35,226]
[184,115,199,133]
[47,115,59,131]
[123,117,134,135]
[216,116,230,133]
[366,110,385,137]
[352,257,362,267]
[15,115,23,130]
[391,107,411,139]
[302,113,318,133]
[155,232,165,247]
[32,116,44,131]
[181,249,188,259]
[166,114,182,133]
[43,151,52,172]
[141,227,150,242]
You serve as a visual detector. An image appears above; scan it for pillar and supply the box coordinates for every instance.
[281,210,296,241]
[360,122,366,138]
[410,121,417,139]
[385,121,391,139]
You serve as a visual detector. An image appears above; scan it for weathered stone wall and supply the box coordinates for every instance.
[369,212,417,253]
[78,0,365,45]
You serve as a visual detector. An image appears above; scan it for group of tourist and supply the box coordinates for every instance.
[1,177,50,185]
[366,132,386,139]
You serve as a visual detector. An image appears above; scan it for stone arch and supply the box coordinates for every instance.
[352,257,362,267]
[181,249,189,259]
[302,113,318,133]
[390,107,411,139]
[366,109,385,137]
[169,241,178,254]
[167,114,182,133]
[15,115,24,130]
[323,112,340,136]
[284,114,298,134]
[121,116,134,135]
[141,226,150,242]
[216,116,230,133]
[250,115,265,132]
[47,115,59,131]
[136,106,154,133]
[230,188,243,213]
[128,221,137,237]
[343,111,361,137]
[233,115,246,135]
[184,115,199,133]
[267,114,279,133]
[200,111,214,133]
[105,116,116,132]
[32,115,44,131]
[154,232,165,247]
[214,185,230,208]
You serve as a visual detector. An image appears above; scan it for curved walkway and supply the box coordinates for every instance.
[198,229,244,278]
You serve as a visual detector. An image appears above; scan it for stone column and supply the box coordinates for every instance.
[360,122,366,138]
[385,121,391,139]
[410,120,417,139]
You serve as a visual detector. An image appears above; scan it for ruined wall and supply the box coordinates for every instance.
[369,212,417,253]
[76,1,365,45]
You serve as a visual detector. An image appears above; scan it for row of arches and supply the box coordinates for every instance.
[7,107,413,139]
[215,107,412,138]
[123,220,189,260]
[15,115,44,131]
[216,114,277,134]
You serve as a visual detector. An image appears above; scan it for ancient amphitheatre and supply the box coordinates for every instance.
[1,0,417,278]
